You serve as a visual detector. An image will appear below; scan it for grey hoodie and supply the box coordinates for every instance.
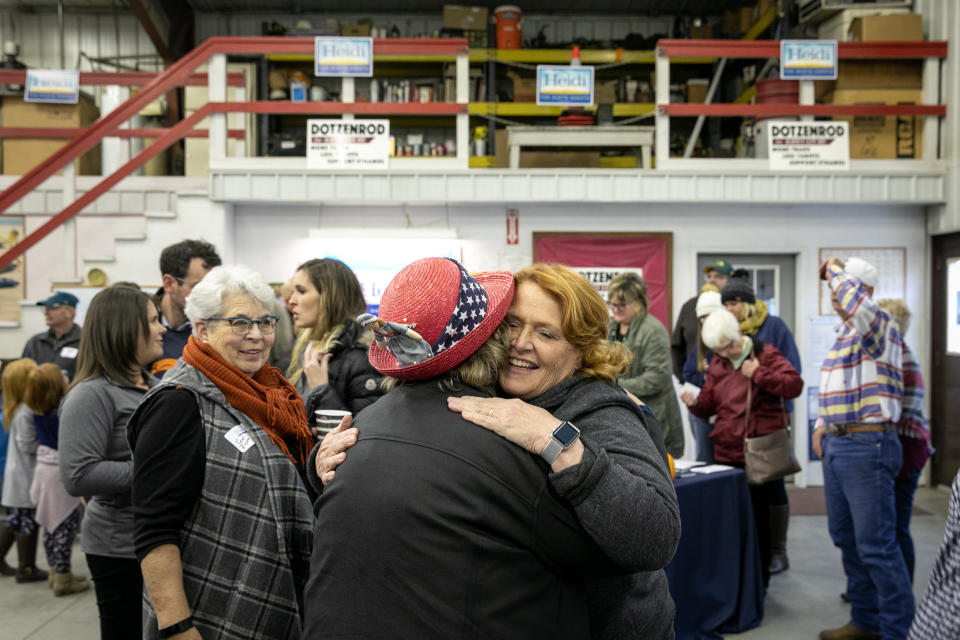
[530,376,681,640]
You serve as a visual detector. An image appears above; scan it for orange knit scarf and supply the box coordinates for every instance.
[183,336,313,465]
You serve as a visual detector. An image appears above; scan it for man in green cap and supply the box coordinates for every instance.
[670,259,734,378]
[22,291,82,380]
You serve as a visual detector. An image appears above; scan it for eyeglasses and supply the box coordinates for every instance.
[607,301,629,311]
[205,315,280,335]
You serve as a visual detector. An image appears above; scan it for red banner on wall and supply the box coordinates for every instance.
[533,234,672,328]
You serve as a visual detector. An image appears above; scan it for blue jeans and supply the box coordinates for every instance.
[689,412,715,464]
[823,431,914,639]
[894,471,920,584]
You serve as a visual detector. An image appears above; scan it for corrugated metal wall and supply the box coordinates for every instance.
[916,0,959,232]
[0,10,160,73]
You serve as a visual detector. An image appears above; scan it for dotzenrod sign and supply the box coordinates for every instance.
[767,121,849,171]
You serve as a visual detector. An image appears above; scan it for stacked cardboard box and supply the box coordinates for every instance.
[823,14,925,159]
[1,95,101,175]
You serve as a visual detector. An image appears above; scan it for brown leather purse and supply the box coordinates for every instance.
[742,382,802,485]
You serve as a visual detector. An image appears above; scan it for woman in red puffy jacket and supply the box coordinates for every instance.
[680,308,803,588]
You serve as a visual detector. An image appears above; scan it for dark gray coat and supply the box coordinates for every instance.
[532,377,681,640]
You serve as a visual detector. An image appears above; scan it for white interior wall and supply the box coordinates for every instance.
[232,200,928,486]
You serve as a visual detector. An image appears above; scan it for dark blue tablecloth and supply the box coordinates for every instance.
[666,468,764,640]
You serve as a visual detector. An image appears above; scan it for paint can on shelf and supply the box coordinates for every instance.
[494,6,522,49]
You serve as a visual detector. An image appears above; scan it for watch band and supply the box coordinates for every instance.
[540,437,564,464]
[158,618,195,639]
[539,421,580,464]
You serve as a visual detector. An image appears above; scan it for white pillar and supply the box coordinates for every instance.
[209,53,227,162]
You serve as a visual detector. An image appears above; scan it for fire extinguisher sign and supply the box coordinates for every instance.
[506,209,519,245]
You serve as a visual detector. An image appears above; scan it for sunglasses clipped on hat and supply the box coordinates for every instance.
[360,257,514,381]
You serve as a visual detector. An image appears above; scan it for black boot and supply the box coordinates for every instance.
[769,504,790,575]
[0,522,15,576]
[15,530,48,583]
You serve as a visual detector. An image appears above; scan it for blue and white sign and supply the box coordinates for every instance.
[24,69,79,104]
[780,40,838,80]
[315,37,373,77]
[536,65,594,107]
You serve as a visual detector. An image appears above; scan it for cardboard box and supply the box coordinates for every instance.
[849,14,923,42]
[494,128,602,168]
[739,6,755,35]
[816,60,923,102]
[827,88,924,159]
[596,80,617,103]
[686,79,709,103]
[754,0,776,21]
[690,25,714,39]
[508,71,537,103]
[443,5,489,31]
[2,95,101,175]
[722,10,739,37]
[339,23,371,37]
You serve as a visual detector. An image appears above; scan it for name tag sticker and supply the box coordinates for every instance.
[224,425,255,453]
[60,346,78,358]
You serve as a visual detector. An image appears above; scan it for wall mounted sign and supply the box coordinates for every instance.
[25,69,79,104]
[314,37,374,77]
[306,119,390,169]
[536,65,594,107]
[767,121,849,171]
[533,232,672,328]
[780,40,838,80]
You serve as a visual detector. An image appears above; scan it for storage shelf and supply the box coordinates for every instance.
[266,49,716,65]
[208,160,946,205]
[469,49,714,64]
[469,103,655,116]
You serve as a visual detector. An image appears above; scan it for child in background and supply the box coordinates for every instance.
[0,358,46,582]
[27,363,88,596]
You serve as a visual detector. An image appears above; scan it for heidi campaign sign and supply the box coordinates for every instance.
[315,37,373,77]
[307,119,389,169]
[767,121,849,171]
[780,40,837,80]
[25,69,79,104]
[536,65,594,107]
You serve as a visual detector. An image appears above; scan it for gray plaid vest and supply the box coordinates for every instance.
[141,360,314,639]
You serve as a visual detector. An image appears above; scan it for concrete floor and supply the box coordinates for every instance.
[0,486,952,639]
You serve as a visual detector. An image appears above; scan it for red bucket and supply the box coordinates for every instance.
[495,5,522,49]
[756,78,799,122]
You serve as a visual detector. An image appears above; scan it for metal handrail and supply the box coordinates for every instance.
[0,36,469,270]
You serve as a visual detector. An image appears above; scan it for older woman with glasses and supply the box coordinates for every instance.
[606,272,684,457]
[128,265,315,640]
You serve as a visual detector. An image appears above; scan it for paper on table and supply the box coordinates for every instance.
[690,464,735,474]
[673,459,706,470]
[681,382,701,399]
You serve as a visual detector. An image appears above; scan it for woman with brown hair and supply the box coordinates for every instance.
[286,258,384,433]
[59,286,166,638]
[606,271,684,457]
[26,363,88,596]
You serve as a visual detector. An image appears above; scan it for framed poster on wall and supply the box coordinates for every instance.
[0,217,25,326]
[533,232,673,328]
[817,247,905,316]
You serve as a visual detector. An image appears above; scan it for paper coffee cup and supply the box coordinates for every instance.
[314,409,351,439]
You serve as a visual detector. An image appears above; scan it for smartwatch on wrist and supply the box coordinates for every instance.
[158,618,194,639]
[539,421,581,464]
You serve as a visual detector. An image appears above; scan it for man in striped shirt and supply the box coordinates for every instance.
[813,257,914,640]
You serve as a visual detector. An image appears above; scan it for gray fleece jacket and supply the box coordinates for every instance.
[531,376,681,640]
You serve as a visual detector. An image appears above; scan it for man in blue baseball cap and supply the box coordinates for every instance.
[22,291,81,380]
